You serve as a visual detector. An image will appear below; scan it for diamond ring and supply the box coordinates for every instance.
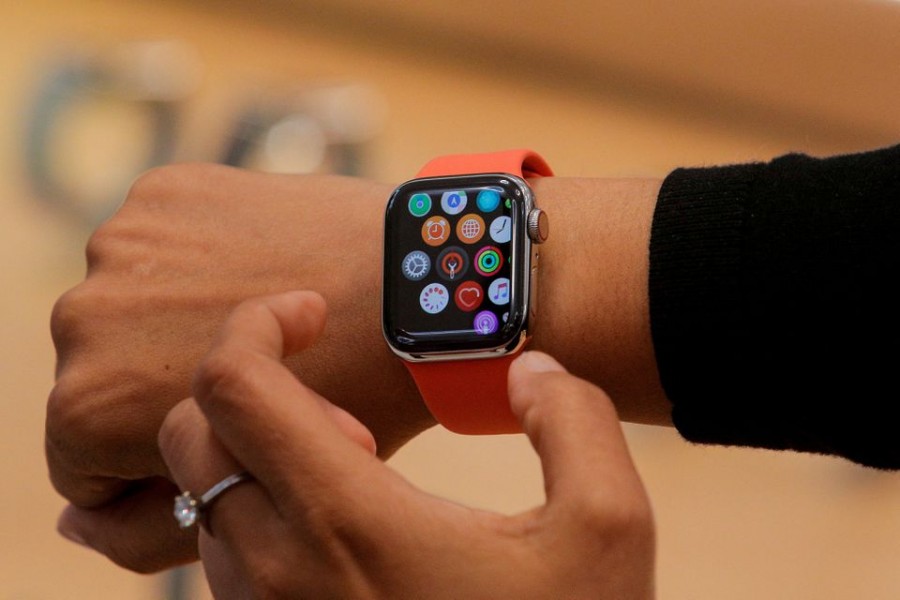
[174,471,253,533]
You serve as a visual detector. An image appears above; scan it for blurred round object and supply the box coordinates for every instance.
[221,82,386,176]
[105,40,204,101]
[299,82,388,144]
[24,41,200,227]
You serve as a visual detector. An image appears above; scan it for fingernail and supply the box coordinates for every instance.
[57,513,89,548]
[58,524,88,547]
[517,351,566,373]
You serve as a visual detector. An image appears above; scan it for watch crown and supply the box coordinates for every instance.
[527,208,549,244]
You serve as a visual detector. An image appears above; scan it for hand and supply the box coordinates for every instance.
[47,165,434,572]
[159,292,656,599]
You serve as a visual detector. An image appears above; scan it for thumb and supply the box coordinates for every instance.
[507,352,646,507]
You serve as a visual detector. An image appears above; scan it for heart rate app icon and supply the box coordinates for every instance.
[454,281,484,312]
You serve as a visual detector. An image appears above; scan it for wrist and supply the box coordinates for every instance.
[528,176,670,425]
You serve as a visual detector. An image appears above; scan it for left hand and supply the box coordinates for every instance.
[159,291,656,599]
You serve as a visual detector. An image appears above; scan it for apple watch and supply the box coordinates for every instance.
[382,149,551,434]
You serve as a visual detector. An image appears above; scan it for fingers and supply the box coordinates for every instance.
[56,478,198,573]
[158,291,386,594]
[189,291,377,510]
[158,398,281,550]
[507,352,650,512]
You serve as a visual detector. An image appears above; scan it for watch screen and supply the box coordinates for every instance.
[383,175,530,355]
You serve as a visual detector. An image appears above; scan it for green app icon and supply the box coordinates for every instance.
[408,193,432,217]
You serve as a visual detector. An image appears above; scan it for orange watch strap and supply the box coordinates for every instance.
[405,149,551,434]
[416,149,553,179]
[406,355,519,434]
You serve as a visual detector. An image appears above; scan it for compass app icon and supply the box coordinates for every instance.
[441,191,467,215]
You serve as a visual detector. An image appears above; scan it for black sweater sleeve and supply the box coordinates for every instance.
[649,144,900,470]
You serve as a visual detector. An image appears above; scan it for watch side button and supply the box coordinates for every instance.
[527,209,549,244]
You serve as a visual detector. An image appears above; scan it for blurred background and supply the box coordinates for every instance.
[2,1,899,598]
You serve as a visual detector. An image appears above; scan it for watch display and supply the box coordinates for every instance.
[383,174,532,356]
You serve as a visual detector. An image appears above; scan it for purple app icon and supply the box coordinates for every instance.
[473,310,499,335]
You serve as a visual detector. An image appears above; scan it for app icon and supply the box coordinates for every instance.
[488,277,510,305]
[408,193,431,217]
[454,281,484,312]
[441,190,467,215]
[456,213,485,244]
[489,216,511,244]
[476,189,501,212]
[401,250,431,281]
[474,246,504,276]
[473,310,499,335]
[422,216,450,246]
[436,245,469,281]
[419,283,449,314]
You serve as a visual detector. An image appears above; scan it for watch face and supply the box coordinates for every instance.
[383,175,532,357]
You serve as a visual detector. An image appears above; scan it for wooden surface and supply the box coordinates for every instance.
[2,1,898,598]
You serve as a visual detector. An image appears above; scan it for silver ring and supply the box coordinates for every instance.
[174,471,253,532]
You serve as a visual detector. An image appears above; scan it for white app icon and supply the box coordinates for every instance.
[488,277,511,305]
[441,190,468,215]
[419,283,449,314]
[489,216,511,243]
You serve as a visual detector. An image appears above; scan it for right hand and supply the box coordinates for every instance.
[157,290,656,599]
[47,164,435,573]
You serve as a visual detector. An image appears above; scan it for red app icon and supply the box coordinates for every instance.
[454,281,484,312]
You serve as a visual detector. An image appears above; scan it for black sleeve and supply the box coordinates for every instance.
[649,144,900,470]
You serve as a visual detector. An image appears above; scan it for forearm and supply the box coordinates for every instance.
[529,176,670,426]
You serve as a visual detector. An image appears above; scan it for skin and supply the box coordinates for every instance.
[47,163,669,572]
[158,292,656,599]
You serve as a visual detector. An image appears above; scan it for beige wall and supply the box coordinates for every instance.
[2,1,898,598]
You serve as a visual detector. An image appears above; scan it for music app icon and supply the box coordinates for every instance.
[488,277,510,306]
